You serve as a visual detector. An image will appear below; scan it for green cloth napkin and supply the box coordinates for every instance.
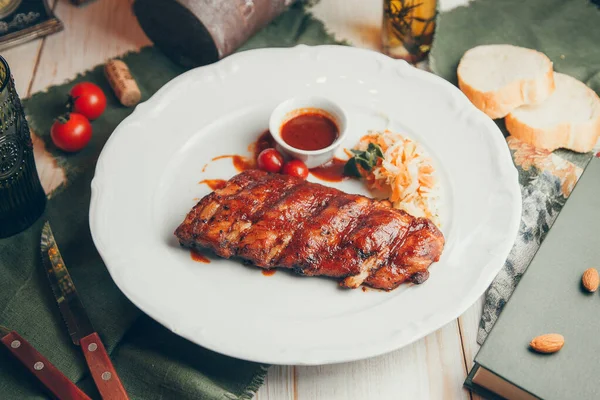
[0,4,340,399]
[429,0,600,344]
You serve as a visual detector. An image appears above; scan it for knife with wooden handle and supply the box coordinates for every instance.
[40,222,129,400]
[0,325,91,400]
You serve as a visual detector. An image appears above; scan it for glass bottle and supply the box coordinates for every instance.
[382,0,437,64]
[0,55,46,238]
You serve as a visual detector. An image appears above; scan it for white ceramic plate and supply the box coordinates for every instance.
[90,45,521,365]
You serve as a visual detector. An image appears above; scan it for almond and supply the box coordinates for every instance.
[530,334,564,354]
[582,268,600,292]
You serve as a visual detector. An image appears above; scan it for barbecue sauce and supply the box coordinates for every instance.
[310,158,348,182]
[251,130,277,160]
[280,113,338,151]
[199,179,227,190]
[211,131,276,172]
[211,154,254,172]
[190,249,210,263]
[208,130,348,183]
[261,269,276,276]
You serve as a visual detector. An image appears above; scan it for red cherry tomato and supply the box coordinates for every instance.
[282,159,309,179]
[50,113,92,153]
[257,148,284,173]
[68,82,106,120]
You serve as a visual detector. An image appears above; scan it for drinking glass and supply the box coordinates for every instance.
[382,0,437,64]
[0,55,46,238]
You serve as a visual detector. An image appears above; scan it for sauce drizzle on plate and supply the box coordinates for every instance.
[310,158,348,182]
[199,179,227,190]
[211,154,253,172]
[208,130,348,183]
[211,131,277,172]
[251,130,277,159]
[190,249,210,263]
[261,269,276,276]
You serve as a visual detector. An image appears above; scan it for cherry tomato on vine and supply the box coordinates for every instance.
[68,82,106,120]
[50,113,92,153]
[257,148,284,173]
[282,159,309,179]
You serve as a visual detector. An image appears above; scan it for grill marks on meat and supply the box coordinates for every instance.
[175,170,445,291]
[238,184,335,267]
[365,218,444,290]
[183,170,263,249]
[278,196,370,277]
[339,205,413,288]
[202,174,298,258]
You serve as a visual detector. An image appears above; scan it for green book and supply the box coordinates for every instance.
[465,158,600,400]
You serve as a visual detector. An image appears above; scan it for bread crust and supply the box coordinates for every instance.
[506,111,600,153]
[458,55,555,120]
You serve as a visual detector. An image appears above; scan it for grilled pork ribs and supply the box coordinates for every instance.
[175,170,444,290]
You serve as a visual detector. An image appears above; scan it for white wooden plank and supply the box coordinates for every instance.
[459,296,485,400]
[310,0,382,51]
[29,0,151,93]
[31,132,65,195]
[255,366,295,400]
[2,39,43,96]
[459,297,483,371]
[294,321,469,400]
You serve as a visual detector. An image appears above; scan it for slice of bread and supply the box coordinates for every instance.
[458,45,555,119]
[506,73,600,153]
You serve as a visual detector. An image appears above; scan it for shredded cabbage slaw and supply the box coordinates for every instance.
[352,130,440,225]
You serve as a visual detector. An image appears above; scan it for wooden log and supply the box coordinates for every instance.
[132,0,296,67]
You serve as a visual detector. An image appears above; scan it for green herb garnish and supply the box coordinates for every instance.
[344,143,384,178]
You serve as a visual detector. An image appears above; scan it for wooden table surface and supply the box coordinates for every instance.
[3,1,482,398]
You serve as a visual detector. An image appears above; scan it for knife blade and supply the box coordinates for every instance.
[0,325,91,400]
[40,222,129,400]
[40,223,94,346]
